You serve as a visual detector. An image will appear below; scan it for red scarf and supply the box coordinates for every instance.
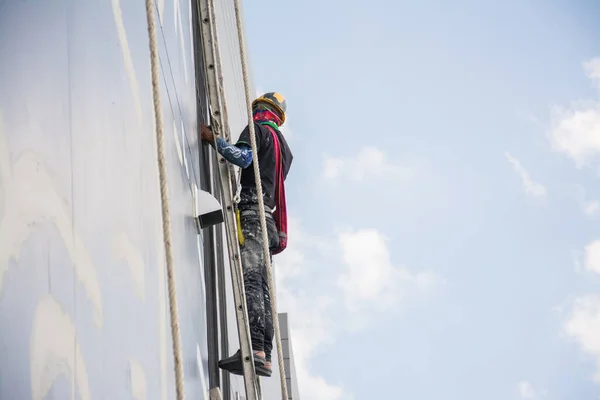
[251,108,288,254]
[253,109,282,126]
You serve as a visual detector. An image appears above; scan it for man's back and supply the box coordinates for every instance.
[236,122,293,209]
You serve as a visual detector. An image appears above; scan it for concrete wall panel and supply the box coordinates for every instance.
[0,1,210,399]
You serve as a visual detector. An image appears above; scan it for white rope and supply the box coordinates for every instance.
[231,1,289,399]
[233,168,242,204]
[144,1,186,399]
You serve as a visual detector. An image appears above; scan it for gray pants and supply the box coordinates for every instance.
[239,208,279,362]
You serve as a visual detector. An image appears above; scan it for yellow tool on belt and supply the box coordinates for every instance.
[236,209,245,245]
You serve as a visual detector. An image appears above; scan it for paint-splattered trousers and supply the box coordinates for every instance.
[239,207,279,362]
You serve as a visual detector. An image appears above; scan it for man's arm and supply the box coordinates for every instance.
[201,123,258,169]
[215,136,252,169]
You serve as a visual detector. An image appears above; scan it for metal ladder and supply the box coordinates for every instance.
[196,0,262,399]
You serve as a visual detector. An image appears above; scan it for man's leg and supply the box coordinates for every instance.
[218,212,266,373]
[242,231,267,356]
[263,273,274,366]
[260,218,278,377]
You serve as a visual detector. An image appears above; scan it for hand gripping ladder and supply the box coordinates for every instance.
[196,0,261,399]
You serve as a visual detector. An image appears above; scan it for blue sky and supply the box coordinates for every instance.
[243,1,600,399]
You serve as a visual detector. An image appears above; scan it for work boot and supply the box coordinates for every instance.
[225,360,272,377]
[218,349,265,375]
[257,361,272,377]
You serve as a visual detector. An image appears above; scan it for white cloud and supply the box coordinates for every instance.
[274,218,347,399]
[571,185,599,218]
[323,156,346,180]
[322,146,411,181]
[278,286,344,400]
[584,240,600,275]
[584,57,600,89]
[548,58,600,168]
[549,104,600,168]
[564,294,600,382]
[584,200,600,217]
[555,57,600,389]
[275,217,332,280]
[337,229,440,312]
[517,380,536,398]
[274,220,439,399]
[505,152,547,198]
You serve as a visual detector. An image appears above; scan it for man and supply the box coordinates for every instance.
[200,92,293,377]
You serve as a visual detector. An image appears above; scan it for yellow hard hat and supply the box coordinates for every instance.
[252,92,287,124]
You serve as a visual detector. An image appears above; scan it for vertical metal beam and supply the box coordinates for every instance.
[214,181,231,400]
[190,0,221,391]
[201,151,221,389]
